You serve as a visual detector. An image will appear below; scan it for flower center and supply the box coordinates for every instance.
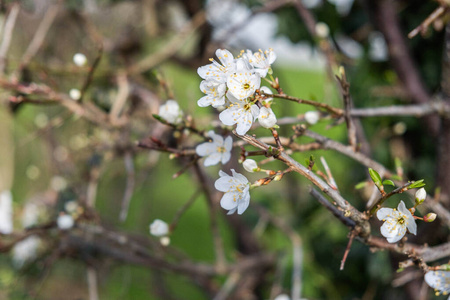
[216,146,226,153]
[397,217,405,225]
[243,83,251,90]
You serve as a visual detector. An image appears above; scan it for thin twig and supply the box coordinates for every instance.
[340,230,356,270]
[15,5,59,78]
[119,151,135,222]
[270,93,343,116]
[79,44,103,103]
[408,5,447,39]
[0,3,20,74]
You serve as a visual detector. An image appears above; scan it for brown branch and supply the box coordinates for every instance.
[408,6,448,39]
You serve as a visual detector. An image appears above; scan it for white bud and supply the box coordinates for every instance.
[243,159,259,173]
[57,214,74,230]
[415,188,426,205]
[159,100,183,124]
[258,107,277,128]
[73,53,87,66]
[260,86,273,102]
[315,22,330,38]
[304,111,320,125]
[149,219,169,237]
[69,88,81,100]
[274,294,291,300]
[160,236,170,246]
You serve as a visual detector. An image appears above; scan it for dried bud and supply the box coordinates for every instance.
[415,188,426,205]
[423,213,437,222]
[273,173,283,181]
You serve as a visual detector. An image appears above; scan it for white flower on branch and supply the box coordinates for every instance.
[149,219,169,237]
[243,49,277,78]
[196,131,232,167]
[159,100,183,124]
[258,107,277,128]
[197,49,236,83]
[57,214,74,230]
[219,92,259,135]
[69,88,81,100]
[215,169,250,215]
[198,79,227,108]
[305,111,320,125]
[227,68,261,100]
[12,236,40,268]
[424,270,450,296]
[73,53,87,66]
[376,201,417,243]
[0,190,13,234]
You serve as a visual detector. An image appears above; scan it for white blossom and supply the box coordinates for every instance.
[415,188,426,205]
[227,68,261,100]
[214,169,250,215]
[304,111,320,125]
[57,214,74,230]
[243,159,259,173]
[424,270,450,296]
[159,100,183,124]
[197,49,236,83]
[69,88,81,100]
[73,53,87,66]
[150,219,169,237]
[196,131,233,167]
[243,49,276,78]
[219,93,259,135]
[198,79,227,108]
[274,294,291,300]
[12,235,40,268]
[0,190,13,234]
[376,201,417,243]
[259,86,273,103]
[258,107,277,128]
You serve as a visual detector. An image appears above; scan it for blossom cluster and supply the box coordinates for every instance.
[197,48,277,135]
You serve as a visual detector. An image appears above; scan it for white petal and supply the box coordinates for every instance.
[406,217,417,235]
[219,108,238,126]
[224,136,233,151]
[397,201,409,215]
[231,169,248,184]
[196,142,216,156]
[227,207,237,215]
[197,95,213,107]
[235,114,253,135]
[204,152,222,167]
[221,152,231,165]
[218,170,228,177]
[215,176,234,192]
[237,194,250,214]
[220,192,239,210]
[376,207,394,220]
[210,132,224,145]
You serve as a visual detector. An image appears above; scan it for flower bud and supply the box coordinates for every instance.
[258,107,277,128]
[243,159,259,172]
[315,22,330,39]
[57,214,74,230]
[69,88,81,100]
[304,111,320,125]
[149,219,169,237]
[423,213,437,222]
[160,236,170,246]
[259,86,273,102]
[73,53,87,66]
[415,188,426,205]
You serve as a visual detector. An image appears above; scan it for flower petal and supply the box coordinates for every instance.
[237,193,250,214]
[221,152,231,165]
[204,152,222,167]
[195,142,216,157]
[220,192,239,210]
[376,207,394,221]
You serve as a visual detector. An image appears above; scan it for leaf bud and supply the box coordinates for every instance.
[423,213,437,223]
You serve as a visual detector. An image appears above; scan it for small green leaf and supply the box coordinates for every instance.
[408,179,426,189]
[382,180,395,187]
[368,168,382,186]
[152,114,167,124]
[390,175,402,181]
[355,181,367,190]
